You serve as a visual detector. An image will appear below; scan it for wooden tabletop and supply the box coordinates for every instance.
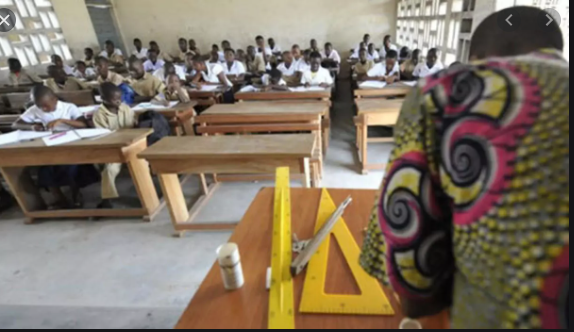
[175,188,449,329]
[132,101,198,114]
[0,129,152,152]
[139,134,316,160]
[201,102,328,116]
[354,82,413,98]
[356,98,405,114]
[235,90,331,101]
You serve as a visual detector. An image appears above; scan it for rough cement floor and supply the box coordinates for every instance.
[0,81,392,329]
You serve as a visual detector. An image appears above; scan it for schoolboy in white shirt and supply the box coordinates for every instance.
[412,48,445,78]
[301,52,334,88]
[367,49,400,83]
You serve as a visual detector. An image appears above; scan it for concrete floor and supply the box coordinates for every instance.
[0,81,392,329]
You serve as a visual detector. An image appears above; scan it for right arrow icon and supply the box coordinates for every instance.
[546,14,554,26]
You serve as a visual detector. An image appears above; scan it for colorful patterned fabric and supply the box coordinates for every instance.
[360,50,569,329]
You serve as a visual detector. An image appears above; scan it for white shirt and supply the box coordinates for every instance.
[20,101,82,132]
[270,45,281,54]
[223,61,246,76]
[218,51,225,63]
[63,65,75,76]
[202,63,232,87]
[412,61,445,78]
[143,59,166,72]
[367,62,400,78]
[296,60,311,73]
[321,50,341,64]
[379,44,398,59]
[256,46,273,56]
[277,62,297,77]
[132,47,149,59]
[153,65,187,82]
[99,48,124,58]
[261,75,287,86]
[367,51,380,61]
[301,67,334,86]
[73,67,96,79]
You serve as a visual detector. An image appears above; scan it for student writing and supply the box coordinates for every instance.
[7,58,42,87]
[301,52,334,88]
[366,49,400,83]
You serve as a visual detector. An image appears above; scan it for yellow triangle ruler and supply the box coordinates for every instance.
[299,189,395,315]
[268,167,295,329]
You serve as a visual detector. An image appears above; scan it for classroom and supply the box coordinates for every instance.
[0,0,569,329]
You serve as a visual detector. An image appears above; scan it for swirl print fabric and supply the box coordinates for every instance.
[360,50,569,329]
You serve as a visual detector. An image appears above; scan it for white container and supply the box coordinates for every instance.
[216,243,244,291]
[400,318,422,329]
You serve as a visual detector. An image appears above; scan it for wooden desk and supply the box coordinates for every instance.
[354,99,403,174]
[235,90,331,102]
[0,85,35,94]
[138,135,316,236]
[0,129,161,223]
[133,101,198,136]
[175,188,449,329]
[354,82,413,99]
[187,87,229,106]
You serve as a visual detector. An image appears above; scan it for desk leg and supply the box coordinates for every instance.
[0,167,46,223]
[300,158,311,188]
[361,120,368,175]
[158,174,190,226]
[126,156,160,220]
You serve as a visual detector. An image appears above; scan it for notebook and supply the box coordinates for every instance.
[359,81,387,89]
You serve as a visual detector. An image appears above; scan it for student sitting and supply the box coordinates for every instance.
[149,41,173,62]
[268,38,281,57]
[184,52,197,82]
[93,82,136,209]
[277,51,298,85]
[400,48,420,80]
[13,86,97,209]
[236,49,247,68]
[223,49,246,83]
[99,40,125,66]
[7,58,42,86]
[297,49,312,74]
[321,42,341,69]
[143,49,166,73]
[379,35,398,59]
[209,47,221,64]
[245,45,268,75]
[84,48,96,67]
[261,67,289,91]
[350,42,367,59]
[128,59,166,101]
[255,35,272,57]
[45,65,90,92]
[354,34,371,54]
[366,50,400,83]
[221,41,231,61]
[96,57,125,86]
[301,52,334,88]
[153,62,186,83]
[188,39,200,56]
[412,48,444,78]
[73,61,96,80]
[367,43,381,62]
[309,39,320,53]
[132,38,148,60]
[51,54,74,76]
[164,74,191,103]
[191,55,232,88]
[399,46,410,64]
[174,38,189,63]
[354,48,376,81]
[291,45,304,69]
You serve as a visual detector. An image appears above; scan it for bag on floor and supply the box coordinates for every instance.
[137,111,170,146]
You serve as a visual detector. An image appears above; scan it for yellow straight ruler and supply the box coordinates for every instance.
[268,167,295,329]
[298,189,394,316]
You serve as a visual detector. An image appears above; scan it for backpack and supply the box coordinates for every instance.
[118,83,136,105]
[137,110,170,146]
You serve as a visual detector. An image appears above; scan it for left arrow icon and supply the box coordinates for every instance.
[506,14,513,26]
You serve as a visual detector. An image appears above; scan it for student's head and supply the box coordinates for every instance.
[268,38,275,48]
[188,39,196,49]
[84,48,94,59]
[148,49,159,62]
[310,39,318,50]
[100,82,122,109]
[363,34,371,44]
[303,49,312,63]
[164,62,176,75]
[212,44,219,52]
[221,40,231,50]
[134,38,142,49]
[309,51,322,72]
[359,42,366,51]
[282,51,293,64]
[47,65,67,83]
[166,73,182,89]
[247,45,256,57]
[412,49,421,63]
[210,50,219,62]
[399,46,410,60]
[324,42,333,55]
[368,43,375,53]
[269,68,283,85]
[75,61,87,73]
[385,50,398,69]
[255,35,265,47]
[51,54,63,68]
[224,48,236,63]
[192,55,207,72]
[383,35,392,49]
[8,58,22,73]
[178,38,188,52]
[469,6,563,60]
[185,52,195,68]
[236,49,246,60]
[149,41,160,52]
[104,40,115,55]
[129,59,145,79]
[32,86,59,113]
[426,48,438,67]
[359,48,367,62]
[291,45,301,58]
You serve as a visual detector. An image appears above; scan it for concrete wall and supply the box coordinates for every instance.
[52,0,100,59]
[112,0,397,58]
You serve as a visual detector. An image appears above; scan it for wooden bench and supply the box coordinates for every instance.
[354,98,403,174]
[138,134,316,236]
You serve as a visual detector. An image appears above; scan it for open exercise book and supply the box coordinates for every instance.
[0,130,53,146]
[131,101,179,112]
[41,129,113,147]
[359,81,387,89]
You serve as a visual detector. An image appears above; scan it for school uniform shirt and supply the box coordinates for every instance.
[247,54,269,73]
[296,61,311,73]
[158,51,174,62]
[97,71,125,86]
[132,47,148,60]
[84,58,95,67]
[73,67,97,79]
[301,67,333,86]
[270,45,281,54]
[63,64,75,76]
[378,44,398,59]
[412,61,445,78]
[100,49,125,64]
[367,51,380,62]
[321,50,341,64]
[143,59,166,73]
[20,101,82,131]
[93,103,135,131]
[129,73,166,97]
[163,87,191,103]
[400,59,418,78]
[277,61,297,77]
[354,60,376,76]
[201,63,232,87]
[223,61,246,76]
[8,69,43,86]
[218,51,225,63]
[152,65,187,82]
[256,46,273,57]
[45,77,90,92]
[367,62,400,78]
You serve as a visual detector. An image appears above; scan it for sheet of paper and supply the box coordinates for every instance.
[18,130,53,141]
[359,81,387,89]
[0,131,21,146]
[78,105,100,115]
[288,86,328,92]
[239,85,259,93]
[131,101,179,111]
[95,96,103,103]
[74,128,112,139]
[305,86,328,91]
[401,81,417,87]
[200,85,220,92]
[42,131,81,147]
